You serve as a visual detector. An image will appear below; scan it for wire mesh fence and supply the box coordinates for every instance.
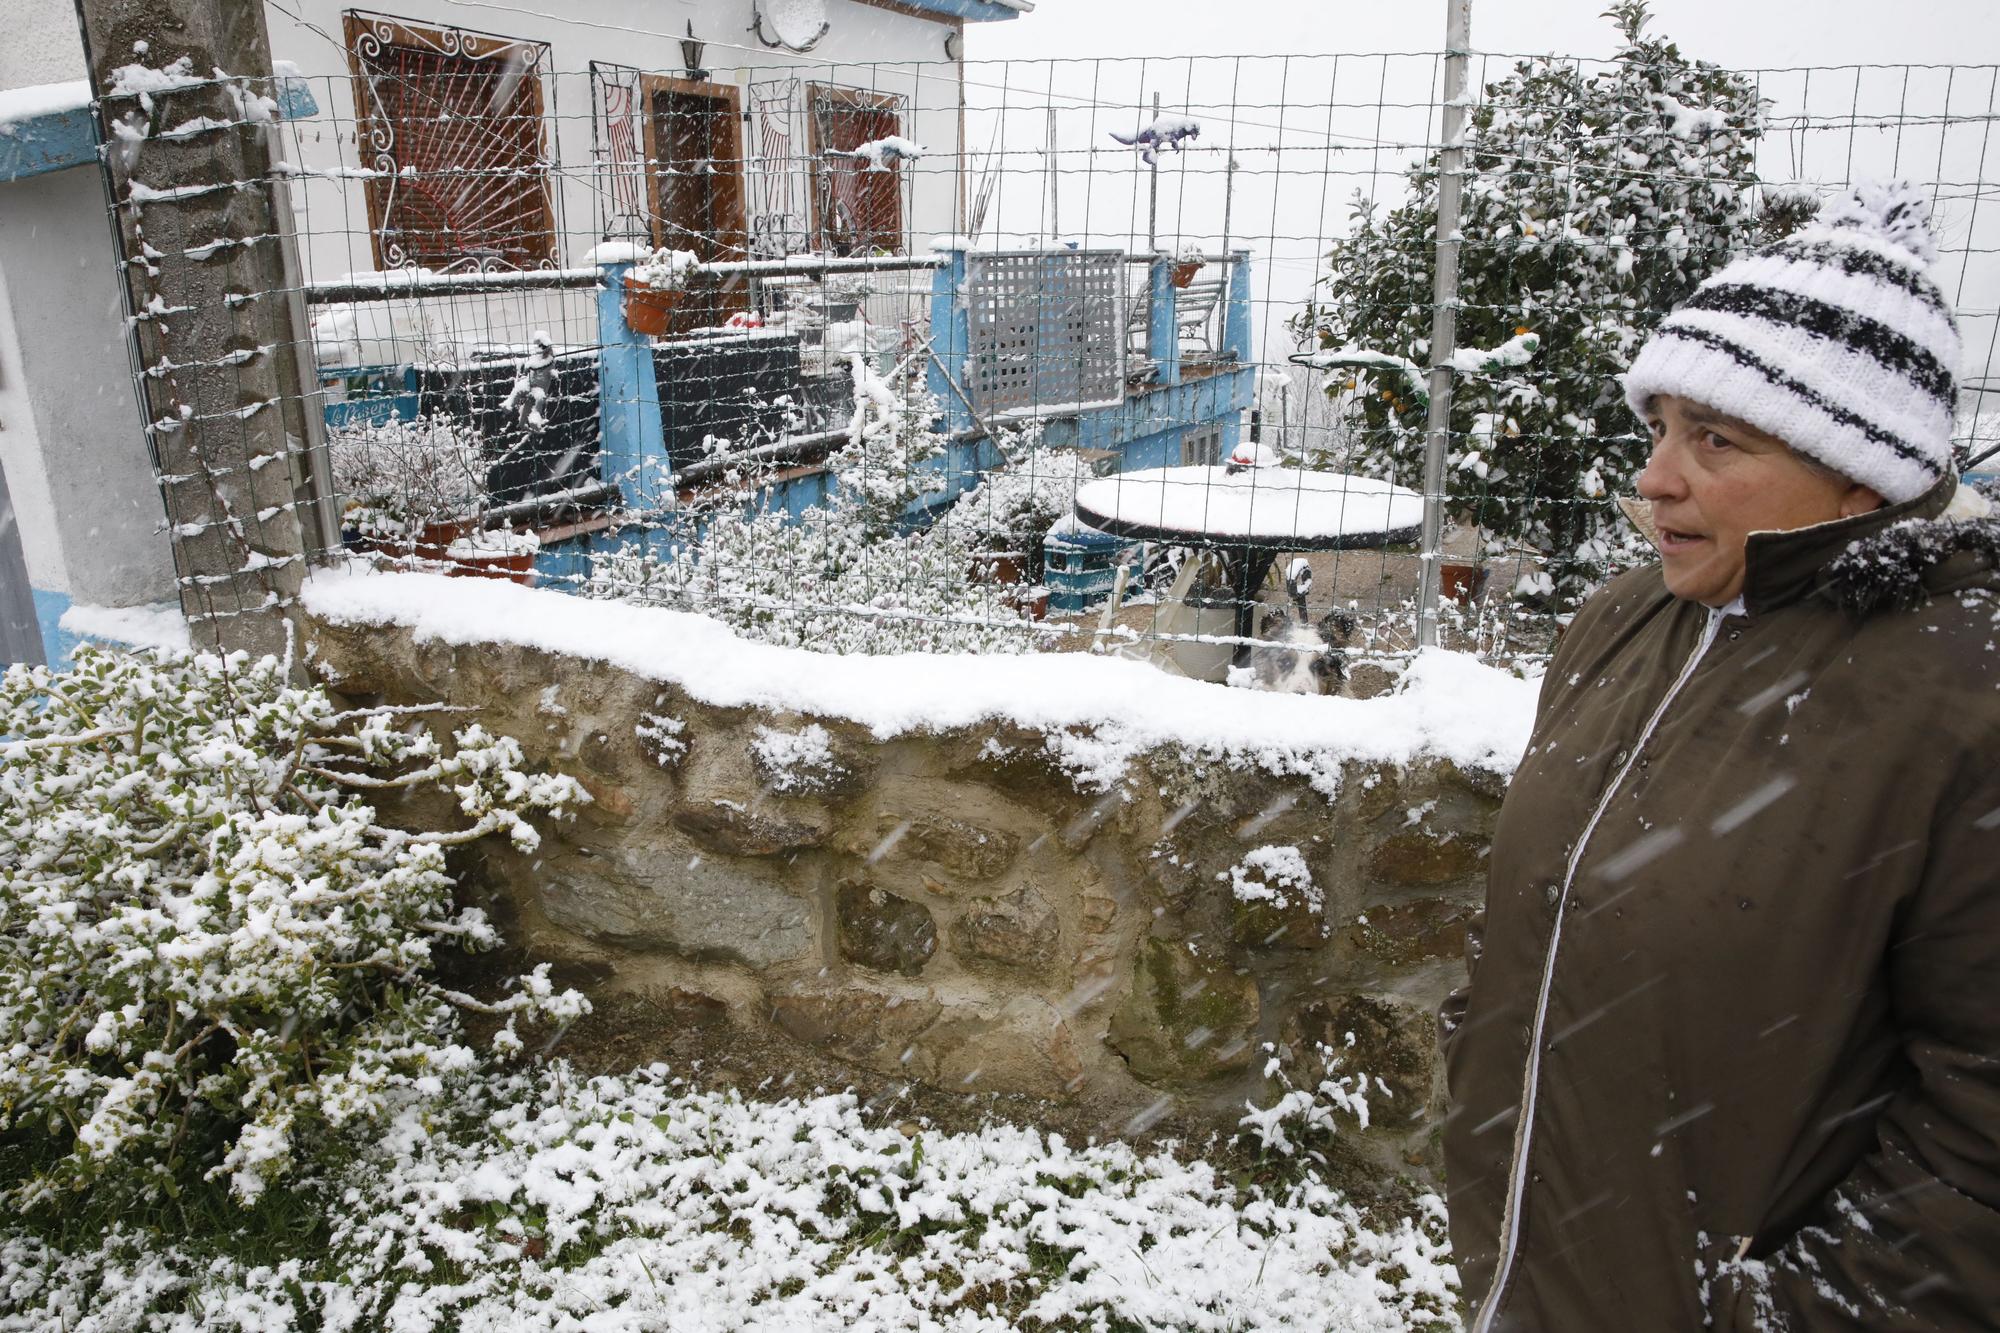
[92,8,2000,689]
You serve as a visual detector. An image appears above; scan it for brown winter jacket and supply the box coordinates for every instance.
[1442,476,2000,1331]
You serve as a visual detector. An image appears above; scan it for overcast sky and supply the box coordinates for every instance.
[956,0,2000,389]
[971,0,1999,73]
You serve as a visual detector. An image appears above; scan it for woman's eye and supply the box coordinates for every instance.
[1702,431,1734,451]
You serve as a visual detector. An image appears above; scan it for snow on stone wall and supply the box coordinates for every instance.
[303,567,1530,1169]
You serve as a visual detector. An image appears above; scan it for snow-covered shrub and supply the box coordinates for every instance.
[327,411,485,539]
[944,437,1096,585]
[0,645,589,1209]
[1238,1039,1389,1162]
[627,246,701,290]
[586,359,1044,655]
[1299,1,1775,601]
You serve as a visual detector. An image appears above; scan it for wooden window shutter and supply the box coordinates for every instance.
[344,11,558,271]
[808,87,905,256]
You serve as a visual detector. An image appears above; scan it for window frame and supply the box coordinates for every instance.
[805,84,907,256]
[342,10,559,272]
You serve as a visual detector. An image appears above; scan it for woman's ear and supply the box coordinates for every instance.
[1839,482,1885,519]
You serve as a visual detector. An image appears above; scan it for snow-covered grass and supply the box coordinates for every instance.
[0,1062,1460,1332]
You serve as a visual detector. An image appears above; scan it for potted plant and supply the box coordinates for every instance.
[622,246,701,336]
[328,412,532,583]
[1169,244,1204,289]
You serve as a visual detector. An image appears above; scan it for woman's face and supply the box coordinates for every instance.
[1635,394,1883,607]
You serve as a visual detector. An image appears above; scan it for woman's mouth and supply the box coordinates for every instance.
[1657,527,1706,554]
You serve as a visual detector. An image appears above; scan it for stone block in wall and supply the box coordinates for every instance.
[749,720,872,797]
[839,779,1031,886]
[1282,992,1439,1120]
[673,799,829,857]
[1348,897,1479,967]
[948,885,1060,971]
[766,985,942,1067]
[912,995,1086,1100]
[1107,937,1261,1084]
[1231,892,1327,952]
[1366,830,1485,888]
[836,881,937,976]
[540,843,814,969]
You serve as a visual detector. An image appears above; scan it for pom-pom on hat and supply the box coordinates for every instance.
[1622,181,1961,503]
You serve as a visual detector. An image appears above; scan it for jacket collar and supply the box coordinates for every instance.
[1738,475,1957,616]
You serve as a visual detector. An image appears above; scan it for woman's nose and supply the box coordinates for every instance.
[1636,441,1682,501]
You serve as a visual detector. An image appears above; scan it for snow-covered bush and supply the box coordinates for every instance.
[627,246,701,291]
[586,359,1044,655]
[1238,1038,1389,1162]
[0,645,589,1209]
[944,436,1095,585]
[1299,2,1773,601]
[328,411,485,539]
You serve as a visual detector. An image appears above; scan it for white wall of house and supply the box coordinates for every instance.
[1,5,180,639]
[0,0,88,89]
[266,0,975,356]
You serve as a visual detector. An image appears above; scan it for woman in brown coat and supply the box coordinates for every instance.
[1443,182,2000,1331]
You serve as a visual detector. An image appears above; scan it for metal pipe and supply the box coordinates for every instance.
[1417,0,1473,651]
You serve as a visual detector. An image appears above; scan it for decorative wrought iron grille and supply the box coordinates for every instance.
[963,250,1126,420]
[343,11,558,271]
[589,61,648,241]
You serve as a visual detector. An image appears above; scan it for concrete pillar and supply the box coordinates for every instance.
[74,0,309,660]
[595,259,669,518]
[927,247,973,436]
[1147,258,1181,387]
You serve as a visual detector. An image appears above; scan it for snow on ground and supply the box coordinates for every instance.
[303,567,1542,795]
[57,600,192,654]
[0,1064,1460,1332]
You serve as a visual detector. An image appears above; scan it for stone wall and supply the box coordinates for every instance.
[308,614,1503,1174]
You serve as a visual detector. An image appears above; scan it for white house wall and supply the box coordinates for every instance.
[265,0,972,354]
[0,166,180,610]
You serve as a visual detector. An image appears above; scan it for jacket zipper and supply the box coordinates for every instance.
[1472,604,1729,1333]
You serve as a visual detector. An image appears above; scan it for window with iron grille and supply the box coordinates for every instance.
[807,85,905,256]
[344,11,558,271]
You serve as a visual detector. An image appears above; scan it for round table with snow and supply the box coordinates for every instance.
[1070,465,1425,666]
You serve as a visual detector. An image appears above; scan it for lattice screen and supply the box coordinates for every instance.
[963,251,1125,420]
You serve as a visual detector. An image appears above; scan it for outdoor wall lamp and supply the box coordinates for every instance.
[680,22,709,81]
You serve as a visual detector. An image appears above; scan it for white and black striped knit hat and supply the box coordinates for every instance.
[1622,181,1961,503]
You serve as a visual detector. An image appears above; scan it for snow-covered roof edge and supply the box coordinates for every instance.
[302,568,1539,793]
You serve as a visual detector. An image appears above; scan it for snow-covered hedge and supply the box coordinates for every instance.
[0,646,590,1208]
[587,359,1045,655]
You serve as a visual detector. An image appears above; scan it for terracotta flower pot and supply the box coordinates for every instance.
[357,518,466,567]
[444,550,536,584]
[1169,260,1202,289]
[623,276,686,336]
[1438,560,1491,603]
[444,529,540,585]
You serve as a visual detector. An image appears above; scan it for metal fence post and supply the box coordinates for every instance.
[1417,0,1474,650]
[595,259,668,516]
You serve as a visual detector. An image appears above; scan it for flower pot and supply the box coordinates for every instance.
[1169,260,1202,289]
[623,277,686,337]
[445,529,540,584]
[445,550,536,584]
[971,550,1026,586]
[1438,560,1491,603]
[356,518,467,567]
